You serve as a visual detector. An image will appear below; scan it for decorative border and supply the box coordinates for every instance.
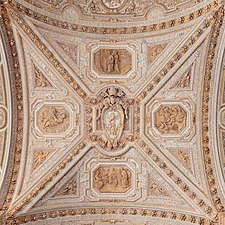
[9,0,220,35]
[0,5,17,211]
[1,3,23,212]
[9,208,212,225]
[201,5,225,213]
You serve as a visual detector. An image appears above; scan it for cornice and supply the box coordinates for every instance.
[0,3,23,222]
[201,4,225,214]
[5,0,223,35]
[0,0,18,216]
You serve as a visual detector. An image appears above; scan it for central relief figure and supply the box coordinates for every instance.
[96,87,129,150]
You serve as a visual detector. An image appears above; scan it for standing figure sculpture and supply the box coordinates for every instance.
[104,50,121,74]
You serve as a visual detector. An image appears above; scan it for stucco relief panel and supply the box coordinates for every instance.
[93,165,132,194]
[146,99,195,140]
[93,48,132,76]
[84,156,142,201]
[85,42,142,90]
[154,105,187,135]
[33,100,78,138]
[36,105,70,135]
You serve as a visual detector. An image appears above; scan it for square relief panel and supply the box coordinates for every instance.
[83,42,142,89]
[145,99,195,141]
[84,156,142,201]
[32,99,80,139]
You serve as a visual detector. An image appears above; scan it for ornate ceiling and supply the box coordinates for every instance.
[0,0,225,224]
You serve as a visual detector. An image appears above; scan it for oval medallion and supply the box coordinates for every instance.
[102,104,124,149]
[102,0,125,9]
[89,87,135,153]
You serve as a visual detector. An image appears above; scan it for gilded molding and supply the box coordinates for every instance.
[8,208,213,225]
[201,5,225,213]
[0,4,17,212]
[0,3,23,221]
[7,0,222,35]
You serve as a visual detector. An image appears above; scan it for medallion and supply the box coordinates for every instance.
[102,98,125,149]
[101,0,125,9]
[89,87,134,152]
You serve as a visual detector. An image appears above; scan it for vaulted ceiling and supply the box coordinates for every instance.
[0,0,225,224]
